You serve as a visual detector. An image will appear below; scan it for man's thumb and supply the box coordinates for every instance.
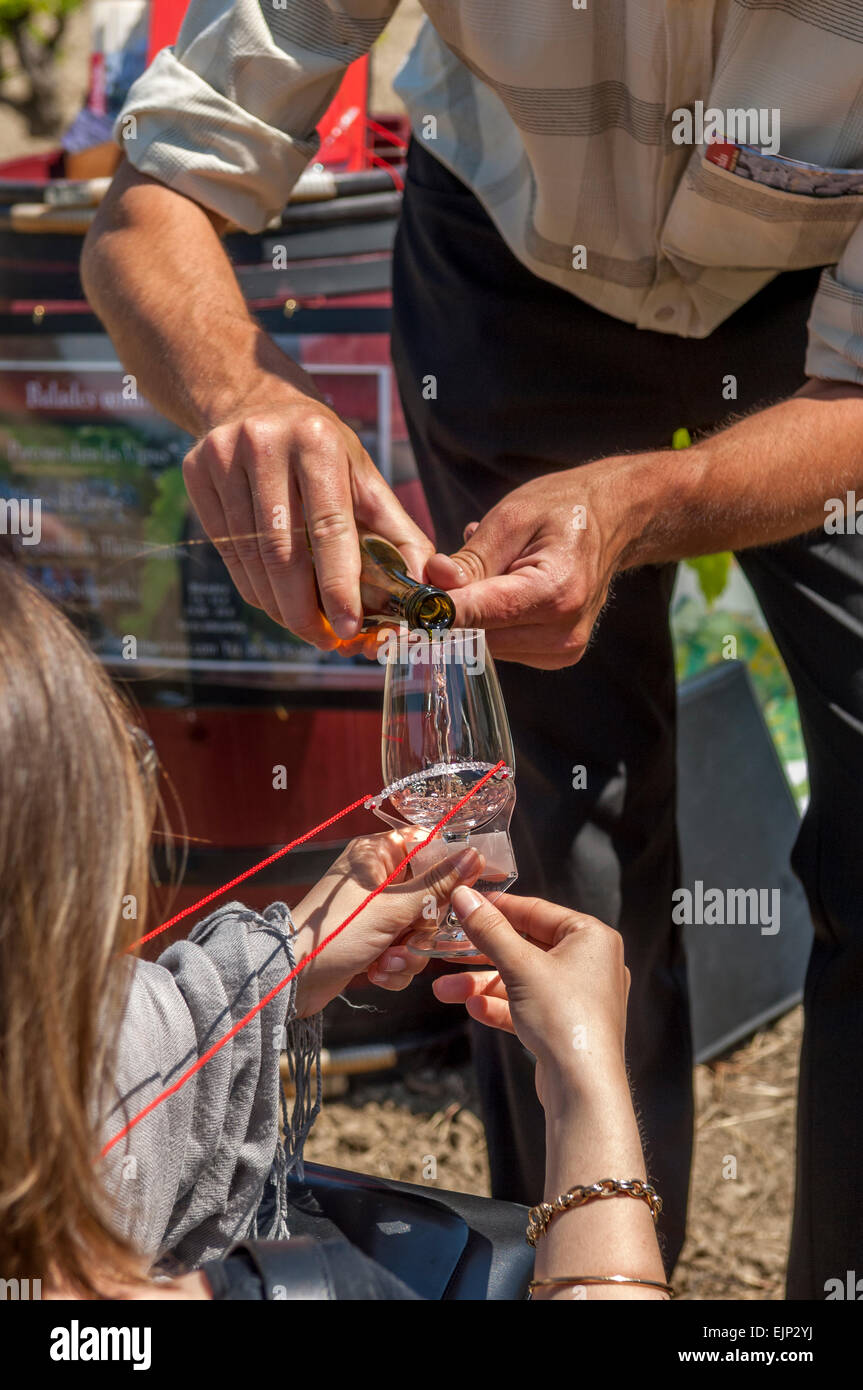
[450,886,531,975]
[425,512,516,590]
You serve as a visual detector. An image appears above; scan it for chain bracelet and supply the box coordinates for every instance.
[526,1178,663,1247]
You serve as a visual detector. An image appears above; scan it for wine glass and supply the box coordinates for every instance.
[377,628,516,958]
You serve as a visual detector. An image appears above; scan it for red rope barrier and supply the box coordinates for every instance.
[101,761,507,1159]
[129,792,373,951]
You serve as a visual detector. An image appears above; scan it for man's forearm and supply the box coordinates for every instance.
[614,379,863,570]
[82,159,434,642]
[80,160,318,438]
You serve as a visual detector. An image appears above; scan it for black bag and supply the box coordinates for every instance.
[210,1162,534,1300]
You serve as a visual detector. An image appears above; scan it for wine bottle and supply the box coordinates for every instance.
[355,532,455,632]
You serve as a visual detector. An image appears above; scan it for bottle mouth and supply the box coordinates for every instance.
[405,585,456,632]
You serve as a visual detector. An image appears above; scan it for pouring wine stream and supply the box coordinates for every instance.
[376,627,517,958]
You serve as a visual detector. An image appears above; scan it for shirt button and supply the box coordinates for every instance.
[654,305,675,321]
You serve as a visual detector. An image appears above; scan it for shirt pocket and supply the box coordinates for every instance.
[661,151,863,272]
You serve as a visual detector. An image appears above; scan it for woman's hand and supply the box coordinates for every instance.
[435,891,668,1301]
[290,831,484,1017]
[433,888,630,1109]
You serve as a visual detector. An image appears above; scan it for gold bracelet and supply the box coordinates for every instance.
[529,1274,674,1297]
[526,1178,662,1247]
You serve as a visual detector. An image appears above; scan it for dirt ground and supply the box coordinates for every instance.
[4,2,802,1302]
[305,1004,803,1301]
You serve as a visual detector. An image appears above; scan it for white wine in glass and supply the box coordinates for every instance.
[379,629,516,958]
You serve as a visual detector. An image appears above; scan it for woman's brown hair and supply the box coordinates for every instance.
[0,561,155,1295]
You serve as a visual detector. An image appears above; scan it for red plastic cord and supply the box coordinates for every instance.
[366,151,404,190]
[362,115,407,189]
[100,761,507,1159]
[128,793,373,952]
[364,117,408,150]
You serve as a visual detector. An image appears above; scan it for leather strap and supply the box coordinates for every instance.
[231,1236,335,1301]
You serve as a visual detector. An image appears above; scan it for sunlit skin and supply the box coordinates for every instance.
[48,883,666,1301]
[82,163,863,670]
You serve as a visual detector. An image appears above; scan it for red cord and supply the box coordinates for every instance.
[366,152,404,191]
[100,761,507,1159]
[128,793,373,952]
[364,117,408,150]
[362,116,407,190]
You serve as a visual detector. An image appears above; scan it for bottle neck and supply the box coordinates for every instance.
[359,533,455,632]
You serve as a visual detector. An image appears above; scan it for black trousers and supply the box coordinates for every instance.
[391,139,863,1298]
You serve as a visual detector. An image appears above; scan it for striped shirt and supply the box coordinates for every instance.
[117,1,863,383]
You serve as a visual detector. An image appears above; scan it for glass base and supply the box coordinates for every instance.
[405,916,483,960]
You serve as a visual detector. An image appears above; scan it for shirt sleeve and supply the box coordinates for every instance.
[101,900,321,1270]
[114,0,400,232]
[806,218,863,386]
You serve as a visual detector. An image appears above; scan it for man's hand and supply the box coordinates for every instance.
[425,378,863,670]
[425,461,640,669]
[183,394,434,648]
[81,160,434,650]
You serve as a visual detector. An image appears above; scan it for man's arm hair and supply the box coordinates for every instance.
[81,158,319,437]
[616,377,863,571]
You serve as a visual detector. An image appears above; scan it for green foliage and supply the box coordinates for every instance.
[683,552,733,607]
[0,0,82,34]
[0,0,85,135]
[672,592,808,802]
[118,467,188,636]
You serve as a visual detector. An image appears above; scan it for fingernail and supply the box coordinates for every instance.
[452,885,483,919]
[432,553,466,581]
[333,614,358,639]
[452,848,481,876]
[381,953,407,972]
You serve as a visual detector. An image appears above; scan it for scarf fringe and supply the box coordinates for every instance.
[254,905,323,1242]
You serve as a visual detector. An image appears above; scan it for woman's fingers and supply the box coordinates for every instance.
[450,886,534,977]
[377,846,485,931]
[433,969,514,1029]
[365,845,486,991]
[334,828,426,889]
[433,968,504,1003]
[483,892,603,947]
[464,994,515,1033]
[377,828,426,882]
[368,947,429,991]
